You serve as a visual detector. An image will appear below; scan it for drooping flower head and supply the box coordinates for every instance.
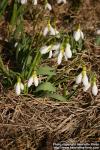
[45,0,52,11]
[28,71,38,88]
[15,77,24,96]
[73,24,84,41]
[43,19,59,36]
[20,0,27,4]
[32,0,38,5]
[76,65,89,87]
[91,75,98,96]
[57,0,67,4]
[57,39,72,65]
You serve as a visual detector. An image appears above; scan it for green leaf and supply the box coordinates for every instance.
[36,82,56,92]
[47,93,66,101]
[95,36,100,46]
[37,66,56,76]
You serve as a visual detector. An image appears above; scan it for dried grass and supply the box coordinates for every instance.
[0,91,100,150]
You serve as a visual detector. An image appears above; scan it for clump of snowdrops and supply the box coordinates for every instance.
[0,0,98,100]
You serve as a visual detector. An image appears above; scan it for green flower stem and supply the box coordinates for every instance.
[28,51,41,78]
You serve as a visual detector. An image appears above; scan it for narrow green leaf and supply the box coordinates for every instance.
[37,66,56,76]
[47,93,66,101]
[36,82,56,92]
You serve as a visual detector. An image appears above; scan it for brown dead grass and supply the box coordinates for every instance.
[0,91,100,150]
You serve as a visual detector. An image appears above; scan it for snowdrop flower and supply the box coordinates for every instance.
[21,0,27,4]
[32,0,38,5]
[40,45,52,54]
[82,70,89,87]
[52,43,61,51]
[92,82,98,96]
[45,1,52,11]
[65,43,72,59]
[83,82,91,92]
[76,73,82,84]
[43,21,59,36]
[14,42,18,48]
[57,0,67,4]
[57,50,63,65]
[48,43,61,58]
[73,25,84,41]
[91,76,98,96]
[28,71,38,87]
[48,50,53,58]
[57,42,72,65]
[76,66,89,86]
[15,77,24,96]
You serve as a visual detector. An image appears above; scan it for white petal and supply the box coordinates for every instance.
[28,76,34,87]
[80,31,84,39]
[57,0,62,4]
[65,43,72,58]
[20,83,24,91]
[14,42,18,47]
[53,49,59,57]
[45,3,52,11]
[57,0,66,4]
[33,76,38,87]
[64,52,68,61]
[57,51,63,65]
[43,27,49,36]
[49,26,56,35]
[52,43,60,50]
[40,45,48,54]
[83,83,91,92]
[48,50,52,58]
[76,73,82,84]
[15,82,21,96]
[73,30,81,41]
[92,84,98,96]
[21,0,27,4]
[33,0,37,5]
[82,74,89,87]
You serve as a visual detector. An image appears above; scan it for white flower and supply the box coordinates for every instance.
[49,25,56,36]
[92,83,98,96]
[32,0,37,5]
[14,42,18,48]
[52,43,61,51]
[48,43,61,58]
[83,82,91,92]
[40,45,52,54]
[28,71,38,88]
[76,73,82,84]
[21,0,27,4]
[43,23,59,36]
[45,3,52,11]
[43,27,49,36]
[15,78,24,96]
[73,28,84,41]
[82,73,89,87]
[20,83,24,91]
[15,82,21,96]
[57,51,63,65]
[65,43,72,59]
[48,50,53,58]
[28,76,34,88]
[57,43,72,65]
[57,0,67,4]
[33,76,38,87]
